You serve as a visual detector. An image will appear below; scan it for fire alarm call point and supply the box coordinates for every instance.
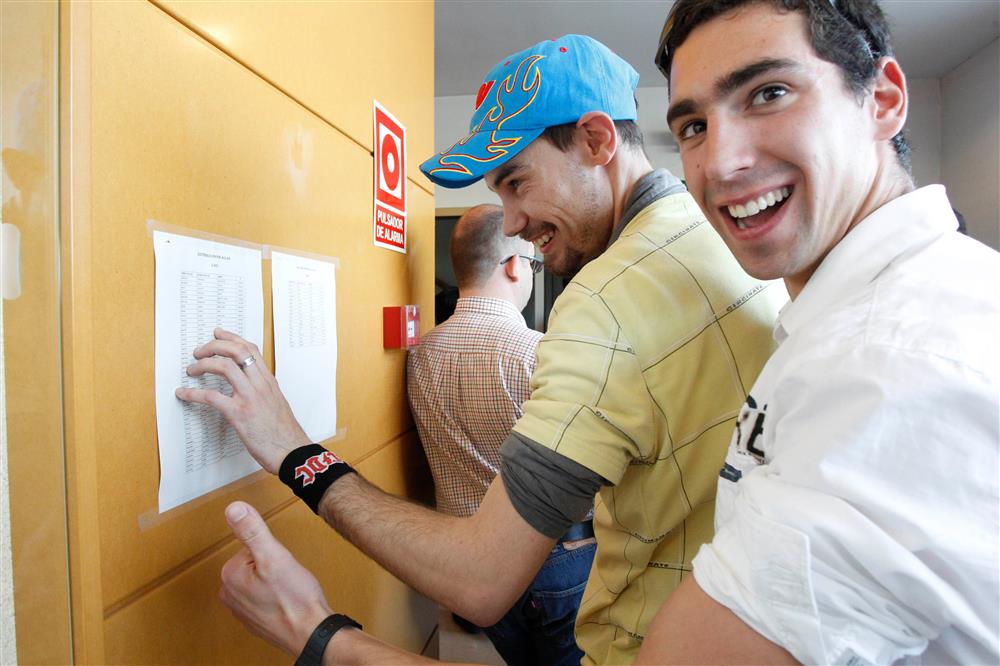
[383,305,420,349]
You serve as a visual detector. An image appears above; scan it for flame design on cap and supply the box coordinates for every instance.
[428,54,545,178]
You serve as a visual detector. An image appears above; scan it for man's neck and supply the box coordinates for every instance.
[609,150,655,233]
[458,286,516,307]
[784,168,916,300]
[850,166,916,237]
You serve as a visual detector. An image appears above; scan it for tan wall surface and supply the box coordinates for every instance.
[2,1,73,663]
[57,2,436,662]
[103,432,435,665]
[153,0,436,178]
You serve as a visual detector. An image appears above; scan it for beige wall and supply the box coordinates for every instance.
[906,78,943,188]
[5,2,439,663]
[942,39,1000,249]
[2,1,73,662]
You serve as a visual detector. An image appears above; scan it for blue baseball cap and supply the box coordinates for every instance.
[419,35,639,189]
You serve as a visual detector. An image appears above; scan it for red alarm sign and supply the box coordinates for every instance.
[373,100,407,253]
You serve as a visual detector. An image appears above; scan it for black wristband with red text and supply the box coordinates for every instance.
[278,444,356,514]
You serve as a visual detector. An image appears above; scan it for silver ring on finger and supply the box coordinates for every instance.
[238,354,256,370]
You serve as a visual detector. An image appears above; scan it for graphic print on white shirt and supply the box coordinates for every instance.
[719,394,767,485]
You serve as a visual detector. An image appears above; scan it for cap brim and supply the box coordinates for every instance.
[419,127,545,189]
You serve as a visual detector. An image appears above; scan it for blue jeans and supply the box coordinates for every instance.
[481,540,596,666]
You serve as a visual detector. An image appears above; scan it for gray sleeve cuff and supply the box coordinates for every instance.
[499,431,607,539]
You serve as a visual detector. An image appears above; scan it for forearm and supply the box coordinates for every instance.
[637,577,796,665]
[324,628,438,665]
[318,473,548,625]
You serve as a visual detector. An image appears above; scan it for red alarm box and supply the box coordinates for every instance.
[383,305,420,349]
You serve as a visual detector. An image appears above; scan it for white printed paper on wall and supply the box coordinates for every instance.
[153,230,264,513]
[271,251,338,442]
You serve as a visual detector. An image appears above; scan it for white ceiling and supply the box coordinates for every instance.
[435,0,1000,97]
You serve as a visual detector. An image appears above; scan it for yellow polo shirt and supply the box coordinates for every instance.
[513,192,784,664]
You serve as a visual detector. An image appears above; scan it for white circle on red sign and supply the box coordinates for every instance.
[381,134,400,192]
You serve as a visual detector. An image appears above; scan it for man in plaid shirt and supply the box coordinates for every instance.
[407,204,596,665]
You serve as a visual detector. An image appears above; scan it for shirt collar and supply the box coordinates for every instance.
[777,185,957,337]
[607,168,687,248]
[453,296,526,325]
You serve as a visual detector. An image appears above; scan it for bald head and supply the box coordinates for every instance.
[451,204,532,291]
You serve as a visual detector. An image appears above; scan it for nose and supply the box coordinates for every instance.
[702,117,754,183]
[502,204,527,238]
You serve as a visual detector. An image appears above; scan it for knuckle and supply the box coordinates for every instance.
[240,526,261,544]
[235,400,254,418]
[220,561,235,582]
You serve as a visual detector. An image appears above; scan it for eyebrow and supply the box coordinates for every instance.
[666,57,801,128]
[487,160,522,192]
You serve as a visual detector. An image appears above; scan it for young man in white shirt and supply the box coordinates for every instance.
[636,0,999,663]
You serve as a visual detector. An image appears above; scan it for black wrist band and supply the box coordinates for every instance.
[279,444,356,514]
[294,613,362,666]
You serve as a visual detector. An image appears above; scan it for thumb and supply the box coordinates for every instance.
[225,501,281,560]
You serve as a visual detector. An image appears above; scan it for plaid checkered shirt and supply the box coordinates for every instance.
[406,297,542,517]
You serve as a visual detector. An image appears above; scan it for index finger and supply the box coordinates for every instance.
[193,338,254,362]
[215,328,262,356]
[201,330,265,371]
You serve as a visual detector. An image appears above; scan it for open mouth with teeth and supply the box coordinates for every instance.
[726,186,791,230]
[532,230,555,253]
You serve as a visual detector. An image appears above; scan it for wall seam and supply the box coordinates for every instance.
[101,427,422,619]
[146,0,434,198]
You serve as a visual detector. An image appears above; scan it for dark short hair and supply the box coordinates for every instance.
[540,119,645,153]
[450,204,524,289]
[658,0,911,174]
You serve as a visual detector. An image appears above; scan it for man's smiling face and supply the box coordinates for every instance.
[486,133,614,278]
[667,3,886,296]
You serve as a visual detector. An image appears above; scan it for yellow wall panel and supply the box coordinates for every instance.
[152,0,436,188]
[102,433,436,665]
[2,1,73,662]
[62,1,436,653]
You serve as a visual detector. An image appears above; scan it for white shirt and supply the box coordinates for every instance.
[693,186,1000,665]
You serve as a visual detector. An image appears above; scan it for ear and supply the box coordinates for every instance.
[576,111,617,167]
[870,57,907,141]
[502,256,521,283]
